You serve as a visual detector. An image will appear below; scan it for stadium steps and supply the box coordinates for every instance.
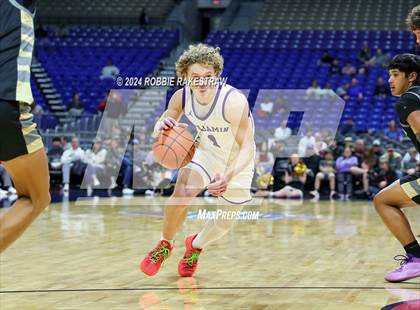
[229,1,264,31]
[121,88,167,129]
[31,58,68,123]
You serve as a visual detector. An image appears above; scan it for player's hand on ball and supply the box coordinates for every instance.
[160,117,188,131]
[207,173,228,197]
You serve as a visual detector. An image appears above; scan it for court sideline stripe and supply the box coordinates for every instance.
[1,286,419,293]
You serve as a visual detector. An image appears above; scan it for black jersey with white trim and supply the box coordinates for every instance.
[396,86,420,153]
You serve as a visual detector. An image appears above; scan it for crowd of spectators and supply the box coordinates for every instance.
[42,124,174,197]
[253,129,419,201]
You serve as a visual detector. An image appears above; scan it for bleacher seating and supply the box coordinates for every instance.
[204,30,413,132]
[36,0,175,25]
[254,0,419,30]
[31,79,58,129]
[35,26,178,114]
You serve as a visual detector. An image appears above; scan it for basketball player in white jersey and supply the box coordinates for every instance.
[140,44,255,277]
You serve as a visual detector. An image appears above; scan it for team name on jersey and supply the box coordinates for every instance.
[197,125,229,133]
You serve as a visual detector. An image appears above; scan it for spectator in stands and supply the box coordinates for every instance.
[374,77,391,97]
[33,103,44,128]
[314,132,328,154]
[340,117,356,136]
[84,140,107,196]
[305,80,322,100]
[284,154,307,197]
[336,146,358,200]
[256,96,274,117]
[350,139,372,198]
[61,137,85,194]
[68,93,85,118]
[270,140,288,158]
[0,162,17,197]
[303,143,320,189]
[328,139,342,160]
[121,139,148,195]
[402,146,420,163]
[298,129,315,157]
[103,91,126,135]
[131,140,149,190]
[100,59,120,80]
[357,66,369,77]
[60,136,71,151]
[104,138,123,192]
[336,82,350,100]
[383,120,401,141]
[256,141,274,174]
[319,51,335,66]
[358,41,371,64]
[274,120,291,141]
[275,95,288,117]
[343,136,354,149]
[368,159,398,197]
[369,48,391,68]
[330,59,341,75]
[347,78,363,101]
[310,149,336,200]
[254,154,307,199]
[372,139,384,157]
[380,145,402,178]
[342,61,356,75]
[47,137,64,171]
[364,146,380,169]
[402,148,419,176]
[98,93,109,114]
[351,139,365,166]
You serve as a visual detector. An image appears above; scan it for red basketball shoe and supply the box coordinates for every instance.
[178,234,202,277]
[140,240,173,276]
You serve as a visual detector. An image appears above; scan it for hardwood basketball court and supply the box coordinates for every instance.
[0,197,419,309]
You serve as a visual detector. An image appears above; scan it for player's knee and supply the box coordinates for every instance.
[171,187,197,201]
[32,191,51,213]
[373,192,384,210]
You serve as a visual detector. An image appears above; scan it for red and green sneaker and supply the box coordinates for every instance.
[178,234,202,277]
[140,240,173,276]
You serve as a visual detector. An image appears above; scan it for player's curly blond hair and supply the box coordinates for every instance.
[175,43,224,79]
[407,5,420,30]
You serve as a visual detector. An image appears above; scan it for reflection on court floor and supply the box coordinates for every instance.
[0,197,419,309]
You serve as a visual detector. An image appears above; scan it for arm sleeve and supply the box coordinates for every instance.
[396,93,420,123]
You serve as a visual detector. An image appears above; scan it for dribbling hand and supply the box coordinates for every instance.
[160,117,188,130]
[153,117,188,138]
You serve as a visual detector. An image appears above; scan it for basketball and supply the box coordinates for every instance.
[152,126,195,169]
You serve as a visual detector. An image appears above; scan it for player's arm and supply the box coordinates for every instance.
[152,88,187,138]
[407,111,420,142]
[397,93,420,142]
[223,91,255,182]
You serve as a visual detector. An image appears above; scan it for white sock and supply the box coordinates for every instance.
[193,199,245,249]
[161,234,174,247]
[192,233,204,249]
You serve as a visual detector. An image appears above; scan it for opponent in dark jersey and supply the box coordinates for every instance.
[0,0,42,160]
[0,0,50,253]
[373,54,420,283]
[396,86,420,152]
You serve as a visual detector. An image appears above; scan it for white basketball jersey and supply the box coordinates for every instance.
[182,84,255,167]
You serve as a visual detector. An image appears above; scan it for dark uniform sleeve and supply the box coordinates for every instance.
[396,93,420,123]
